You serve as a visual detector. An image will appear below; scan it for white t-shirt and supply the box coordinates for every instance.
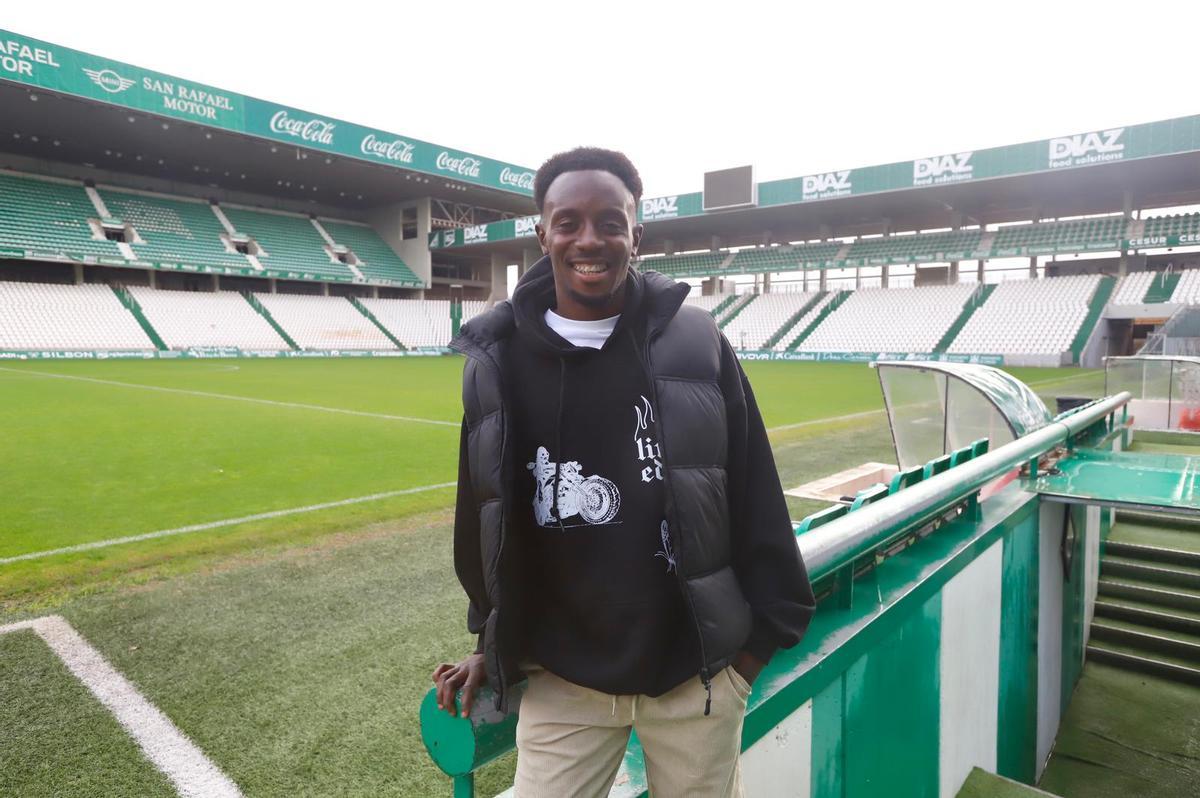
[544,309,620,349]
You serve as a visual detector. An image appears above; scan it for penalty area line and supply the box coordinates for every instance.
[0,481,457,566]
[1,615,243,797]
[0,366,458,427]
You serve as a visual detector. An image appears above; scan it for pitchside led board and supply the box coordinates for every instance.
[0,30,536,197]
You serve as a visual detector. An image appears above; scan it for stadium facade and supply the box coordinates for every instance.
[4,28,1200,365]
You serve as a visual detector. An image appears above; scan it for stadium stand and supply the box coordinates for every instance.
[728,242,844,273]
[318,219,420,284]
[991,216,1126,254]
[253,293,397,350]
[946,274,1103,364]
[1170,269,1200,304]
[1110,271,1155,305]
[222,206,349,281]
[775,292,840,351]
[0,172,123,261]
[798,284,977,353]
[843,230,983,265]
[683,294,731,315]
[99,188,250,272]
[1141,212,1200,239]
[642,251,729,278]
[0,280,152,350]
[129,286,288,350]
[722,292,819,350]
[357,298,485,348]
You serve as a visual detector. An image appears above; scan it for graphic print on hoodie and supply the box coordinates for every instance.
[508,277,699,697]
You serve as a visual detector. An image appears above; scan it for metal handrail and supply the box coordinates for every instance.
[800,391,1130,579]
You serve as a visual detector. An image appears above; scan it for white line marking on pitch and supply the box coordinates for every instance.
[0,481,457,565]
[767,408,884,433]
[0,367,457,427]
[1,615,243,797]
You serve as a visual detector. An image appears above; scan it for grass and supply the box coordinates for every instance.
[0,357,1098,796]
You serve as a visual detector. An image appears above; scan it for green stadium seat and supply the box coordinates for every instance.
[0,172,124,261]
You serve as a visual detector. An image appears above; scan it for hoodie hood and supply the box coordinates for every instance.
[452,255,690,356]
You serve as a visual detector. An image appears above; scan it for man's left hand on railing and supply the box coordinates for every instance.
[431,652,487,718]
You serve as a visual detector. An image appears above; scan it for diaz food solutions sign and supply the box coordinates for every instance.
[0,29,534,196]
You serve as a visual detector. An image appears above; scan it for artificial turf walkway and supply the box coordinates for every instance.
[1038,662,1200,797]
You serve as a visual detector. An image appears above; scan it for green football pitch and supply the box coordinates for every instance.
[0,358,1102,797]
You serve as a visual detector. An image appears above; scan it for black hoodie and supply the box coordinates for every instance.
[507,263,699,696]
[451,258,815,709]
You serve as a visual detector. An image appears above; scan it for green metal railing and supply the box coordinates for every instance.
[419,392,1131,796]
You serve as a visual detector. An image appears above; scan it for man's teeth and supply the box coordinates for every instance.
[572,263,607,274]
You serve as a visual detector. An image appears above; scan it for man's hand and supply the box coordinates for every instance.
[731,650,765,687]
[431,653,487,718]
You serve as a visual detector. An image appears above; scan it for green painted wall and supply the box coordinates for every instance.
[844,594,942,798]
[997,504,1040,784]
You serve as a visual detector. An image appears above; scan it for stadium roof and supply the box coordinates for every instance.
[429,115,1200,260]
[0,30,538,215]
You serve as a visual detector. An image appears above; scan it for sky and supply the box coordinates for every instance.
[5,1,1200,199]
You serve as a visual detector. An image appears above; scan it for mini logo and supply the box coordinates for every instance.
[642,196,679,219]
[360,134,414,163]
[269,111,336,145]
[436,152,482,178]
[83,68,134,94]
[802,170,852,199]
[499,167,535,190]
[913,152,973,186]
[463,224,488,243]
[514,216,539,237]
[1048,128,1124,168]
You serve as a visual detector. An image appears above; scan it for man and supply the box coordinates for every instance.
[432,147,815,797]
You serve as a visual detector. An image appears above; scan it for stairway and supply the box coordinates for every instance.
[762,292,825,350]
[1143,271,1181,304]
[1089,513,1200,685]
[717,294,757,329]
[1068,275,1115,364]
[934,283,995,353]
[787,290,849,350]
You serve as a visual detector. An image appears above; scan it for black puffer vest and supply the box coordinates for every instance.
[451,258,752,711]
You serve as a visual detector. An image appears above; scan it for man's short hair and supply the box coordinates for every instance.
[533,147,644,212]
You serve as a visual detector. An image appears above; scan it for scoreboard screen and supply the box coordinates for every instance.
[703,165,756,211]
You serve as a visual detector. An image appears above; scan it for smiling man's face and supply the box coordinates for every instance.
[535,169,643,321]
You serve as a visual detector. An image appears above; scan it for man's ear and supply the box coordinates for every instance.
[535,223,549,255]
[631,223,644,257]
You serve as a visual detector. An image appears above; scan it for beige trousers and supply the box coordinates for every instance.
[513,664,748,798]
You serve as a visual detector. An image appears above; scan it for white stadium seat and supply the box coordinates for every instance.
[253,293,396,350]
[799,284,976,353]
[129,286,287,350]
[0,280,152,350]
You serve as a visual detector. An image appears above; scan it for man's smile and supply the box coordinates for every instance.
[570,261,610,275]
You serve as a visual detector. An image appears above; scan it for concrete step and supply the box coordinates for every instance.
[1090,618,1200,664]
[1086,642,1200,685]
[1101,554,1200,590]
[1104,539,1200,570]
[1097,577,1200,613]
[1094,598,1200,637]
